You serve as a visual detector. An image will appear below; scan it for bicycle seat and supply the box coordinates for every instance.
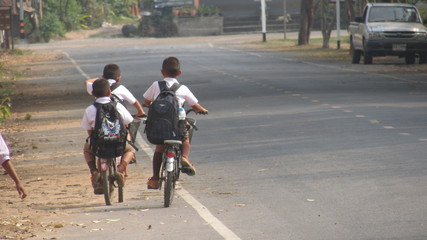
[164,140,182,145]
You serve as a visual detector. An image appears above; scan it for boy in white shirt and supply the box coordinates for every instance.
[143,57,208,189]
[81,78,134,194]
[0,133,27,199]
[85,63,146,117]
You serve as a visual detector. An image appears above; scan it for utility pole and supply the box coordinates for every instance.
[261,0,267,42]
[336,0,341,49]
[19,0,24,39]
[283,0,287,40]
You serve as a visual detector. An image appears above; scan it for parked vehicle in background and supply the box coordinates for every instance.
[348,3,427,64]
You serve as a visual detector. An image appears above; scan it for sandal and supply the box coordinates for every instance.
[181,157,196,176]
[147,177,160,189]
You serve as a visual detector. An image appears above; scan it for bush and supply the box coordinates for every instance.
[139,16,177,37]
[39,12,66,42]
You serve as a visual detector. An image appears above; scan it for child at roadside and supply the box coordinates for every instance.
[85,63,146,117]
[143,56,208,189]
[81,78,134,194]
[0,133,27,199]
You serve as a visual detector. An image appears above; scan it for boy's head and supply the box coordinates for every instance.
[161,57,181,78]
[103,64,121,81]
[92,78,111,98]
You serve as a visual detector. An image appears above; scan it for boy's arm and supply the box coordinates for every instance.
[85,78,98,86]
[2,160,27,199]
[133,100,146,117]
[143,98,152,108]
[191,104,208,115]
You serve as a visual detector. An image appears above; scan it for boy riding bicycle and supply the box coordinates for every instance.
[81,78,134,194]
[143,57,208,189]
[85,63,146,117]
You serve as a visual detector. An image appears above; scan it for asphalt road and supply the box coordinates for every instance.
[26,33,427,240]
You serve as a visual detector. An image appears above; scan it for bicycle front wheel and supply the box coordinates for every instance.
[102,167,113,206]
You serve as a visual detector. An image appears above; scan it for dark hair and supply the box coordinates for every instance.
[92,78,110,98]
[103,64,121,80]
[162,57,180,77]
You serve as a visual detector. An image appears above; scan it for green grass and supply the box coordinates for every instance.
[251,36,352,61]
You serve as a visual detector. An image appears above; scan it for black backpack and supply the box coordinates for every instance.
[90,101,127,158]
[145,81,185,145]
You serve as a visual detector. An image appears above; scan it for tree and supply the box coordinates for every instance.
[298,0,314,45]
[344,0,355,23]
[319,0,335,48]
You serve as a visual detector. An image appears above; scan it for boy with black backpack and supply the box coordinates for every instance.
[81,78,134,194]
[143,57,208,189]
[85,63,146,117]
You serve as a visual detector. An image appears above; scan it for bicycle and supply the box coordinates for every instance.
[97,157,123,206]
[96,117,142,206]
[159,109,199,207]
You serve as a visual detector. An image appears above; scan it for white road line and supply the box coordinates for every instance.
[65,52,240,240]
[62,51,91,79]
[177,187,242,240]
[135,133,242,240]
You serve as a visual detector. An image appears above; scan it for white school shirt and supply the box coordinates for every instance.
[81,97,134,131]
[0,133,11,165]
[86,79,137,105]
[143,78,198,108]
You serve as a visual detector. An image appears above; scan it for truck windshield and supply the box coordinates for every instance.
[368,6,420,23]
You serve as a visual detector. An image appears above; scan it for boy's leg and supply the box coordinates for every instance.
[181,128,196,176]
[83,142,97,173]
[117,145,136,187]
[83,142,103,194]
[147,145,164,189]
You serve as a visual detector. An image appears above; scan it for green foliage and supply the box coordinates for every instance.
[36,0,139,41]
[198,5,221,16]
[0,96,11,122]
[39,12,66,42]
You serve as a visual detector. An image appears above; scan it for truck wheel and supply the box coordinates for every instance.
[419,53,427,64]
[363,52,373,64]
[351,49,361,64]
[405,54,415,64]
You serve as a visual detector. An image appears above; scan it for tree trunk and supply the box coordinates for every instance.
[345,0,355,22]
[320,0,335,48]
[298,0,315,45]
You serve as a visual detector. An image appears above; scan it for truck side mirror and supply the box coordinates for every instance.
[355,16,364,23]
[424,17,427,25]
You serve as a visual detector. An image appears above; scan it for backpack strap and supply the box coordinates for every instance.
[158,81,181,92]
[110,82,121,91]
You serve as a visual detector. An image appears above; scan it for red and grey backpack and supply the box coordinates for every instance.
[90,101,127,158]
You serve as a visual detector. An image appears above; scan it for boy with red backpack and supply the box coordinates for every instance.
[143,57,208,189]
[81,78,134,194]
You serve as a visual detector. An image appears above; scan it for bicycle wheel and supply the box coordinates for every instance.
[164,170,175,207]
[102,166,113,206]
[118,186,123,203]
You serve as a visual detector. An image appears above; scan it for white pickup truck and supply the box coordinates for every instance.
[348,3,427,64]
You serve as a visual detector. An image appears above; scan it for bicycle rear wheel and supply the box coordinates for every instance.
[118,186,123,203]
[164,170,175,207]
[102,166,113,206]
